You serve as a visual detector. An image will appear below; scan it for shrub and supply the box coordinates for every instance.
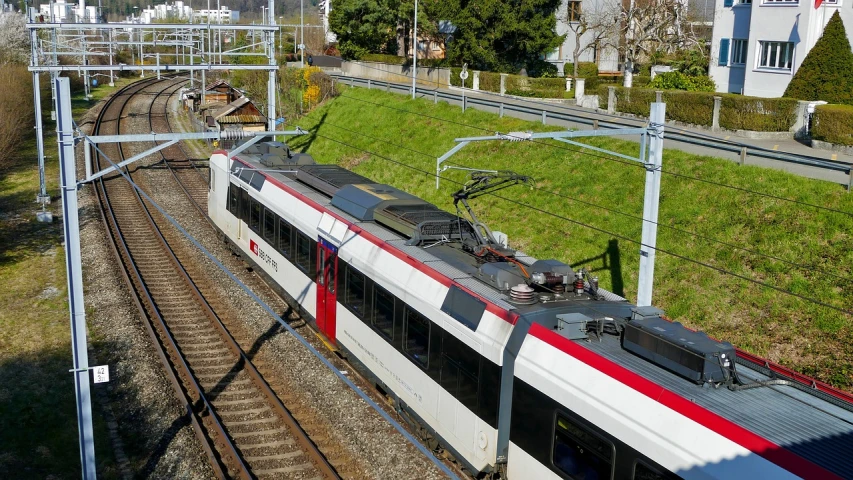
[479,71,503,92]
[661,91,715,126]
[526,59,559,78]
[614,87,657,117]
[784,11,853,105]
[360,53,407,65]
[566,62,598,77]
[719,95,799,131]
[0,65,34,171]
[632,76,651,87]
[649,71,716,92]
[811,104,853,145]
[612,86,714,126]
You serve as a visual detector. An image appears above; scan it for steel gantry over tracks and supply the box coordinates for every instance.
[435,104,666,308]
[27,8,283,206]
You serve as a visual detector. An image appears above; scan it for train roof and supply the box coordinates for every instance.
[225,142,853,477]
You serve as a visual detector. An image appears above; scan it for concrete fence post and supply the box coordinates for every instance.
[473,71,480,91]
[740,147,747,165]
[542,110,547,125]
[575,78,585,102]
[608,86,616,114]
[655,90,663,103]
[434,90,437,104]
[793,100,811,138]
[367,79,371,90]
[499,103,504,117]
[566,77,572,92]
[712,96,722,132]
[500,74,508,96]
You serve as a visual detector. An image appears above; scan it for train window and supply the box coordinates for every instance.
[371,284,395,340]
[278,219,292,258]
[239,188,249,223]
[552,412,614,480]
[328,254,336,294]
[249,198,261,233]
[404,308,430,368]
[228,184,239,215]
[263,208,276,243]
[440,333,480,412]
[633,461,678,480]
[295,231,312,273]
[344,265,366,317]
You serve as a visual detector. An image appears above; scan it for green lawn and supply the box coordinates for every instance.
[0,77,133,478]
[290,87,853,390]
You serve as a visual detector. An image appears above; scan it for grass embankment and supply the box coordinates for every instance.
[290,87,853,391]
[0,77,133,478]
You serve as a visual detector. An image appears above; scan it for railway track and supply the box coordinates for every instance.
[92,77,341,479]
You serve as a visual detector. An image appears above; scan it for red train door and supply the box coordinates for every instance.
[315,238,338,343]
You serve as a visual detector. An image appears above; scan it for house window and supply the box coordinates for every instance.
[731,39,748,65]
[757,41,794,70]
[763,0,798,3]
[740,0,752,4]
[567,1,582,21]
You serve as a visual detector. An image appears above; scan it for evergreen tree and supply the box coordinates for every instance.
[784,11,853,105]
[329,0,400,59]
[433,0,564,73]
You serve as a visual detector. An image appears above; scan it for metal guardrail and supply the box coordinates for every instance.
[333,75,853,184]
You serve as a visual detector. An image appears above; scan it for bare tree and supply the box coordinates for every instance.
[617,0,700,87]
[0,12,30,65]
[558,0,619,78]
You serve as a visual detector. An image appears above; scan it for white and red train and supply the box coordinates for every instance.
[207,140,853,479]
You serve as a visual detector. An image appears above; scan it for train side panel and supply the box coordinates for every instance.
[507,326,802,480]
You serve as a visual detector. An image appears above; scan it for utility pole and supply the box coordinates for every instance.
[300,0,304,67]
[55,75,98,480]
[411,0,417,99]
[636,102,666,306]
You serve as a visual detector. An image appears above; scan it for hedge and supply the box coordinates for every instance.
[613,88,657,117]
[811,104,853,146]
[360,53,407,65]
[719,95,798,132]
[612,87,794,129]
[450,69,568,98]
[564,62,598,77]
[662,91,715,126]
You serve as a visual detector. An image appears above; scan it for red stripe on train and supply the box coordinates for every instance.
[528,323,843,480]
[228,156,518,325]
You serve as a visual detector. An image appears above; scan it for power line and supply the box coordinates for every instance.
[309,128,853,317]
[321,119,853,286]
[336,85,853,218]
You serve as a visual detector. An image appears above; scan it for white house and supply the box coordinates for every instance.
[547,0,620,75]
[39,0,97,22]
[709,0,853,97]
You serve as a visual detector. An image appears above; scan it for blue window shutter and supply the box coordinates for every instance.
[724,0,733,7]
[719,38,730,66]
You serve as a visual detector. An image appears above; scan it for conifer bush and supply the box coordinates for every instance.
[784,11,853,105]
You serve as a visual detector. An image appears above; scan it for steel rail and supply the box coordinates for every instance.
[97,79,252,480]
[145,82,341,479]
[91,76,232,479]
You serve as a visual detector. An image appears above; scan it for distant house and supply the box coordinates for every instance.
[207,97,267,136]
[203,80,243,107]
[709,0,853,97]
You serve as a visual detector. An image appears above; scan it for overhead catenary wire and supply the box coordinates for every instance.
[309,129,853,318]
[320,119,853,286]
[335,84,853,218]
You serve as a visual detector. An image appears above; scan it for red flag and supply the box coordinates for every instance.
[815,0,823,8]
